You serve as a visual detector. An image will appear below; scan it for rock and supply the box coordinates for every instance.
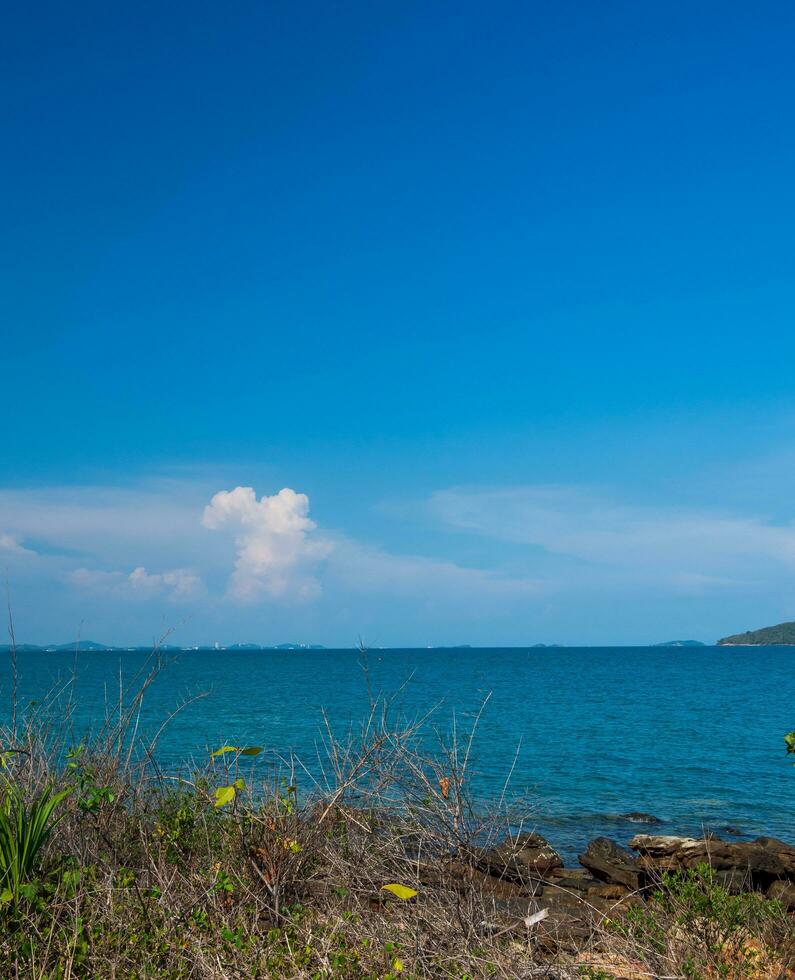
[487,895,545,920]
[630,834,795,888]
[424,858,537,898]
[579,837,642,890]
[618,811,662,825]
[753,837,795,875]
[629,834,702,857]
[767,879,795,911]
[722,826,744,836]
[586,882,633,900]
[546,872,602,894]
[713,869,752,894]
[477,832,563,882]
[543,864,581,880]
[534,909,595,952]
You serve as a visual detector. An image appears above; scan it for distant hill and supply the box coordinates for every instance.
[654,640,706,647]
[55,640,118,652]
[718,621,795,646]
[272,643,326,650]
[0,641,326,653]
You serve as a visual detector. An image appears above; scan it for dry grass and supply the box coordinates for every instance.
[0,643,791,978]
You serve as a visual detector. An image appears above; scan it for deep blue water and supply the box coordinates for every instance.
[4,647,794,862]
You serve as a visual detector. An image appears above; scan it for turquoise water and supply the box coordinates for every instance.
[4,647,794,861]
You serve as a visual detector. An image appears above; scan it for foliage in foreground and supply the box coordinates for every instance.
[0,654,790,978]
[609,865,792,979]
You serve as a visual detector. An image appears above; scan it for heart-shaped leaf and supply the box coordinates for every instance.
[214,785,236,808]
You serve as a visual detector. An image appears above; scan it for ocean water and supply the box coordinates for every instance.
[4,646,794,862]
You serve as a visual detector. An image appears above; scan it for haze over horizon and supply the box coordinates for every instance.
[4,2,795,647]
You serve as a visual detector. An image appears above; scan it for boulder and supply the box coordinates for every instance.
[425,858,537,898]
[629,834,702,858]
[618,812,662,825]
[630,834,795,888]
[579,837,642,890]
[753,837,795,876]
[546,871,603,894]
[477,832,563,882]
[713,869,752,894]
[767,879,795,911]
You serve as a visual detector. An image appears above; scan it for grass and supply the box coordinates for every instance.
[0,645,791,978]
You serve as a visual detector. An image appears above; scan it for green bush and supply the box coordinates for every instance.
[618,863,787,979]
[0,781,71,903]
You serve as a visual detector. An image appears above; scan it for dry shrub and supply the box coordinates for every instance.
[0,644,791,978]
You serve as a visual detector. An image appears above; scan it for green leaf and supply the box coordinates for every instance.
[233,778,246,791]
[785,731,795,755]
[239,746,263,756]
[213,785,236,808]
[211,745,240,758]
[0,889,12,904]
[381,883,418,901]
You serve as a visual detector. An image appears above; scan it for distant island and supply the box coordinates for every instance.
[654,640,706,647]
[0,641,327,653]
[718,620,795,645]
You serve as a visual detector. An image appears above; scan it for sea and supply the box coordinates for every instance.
[4,646,794,863]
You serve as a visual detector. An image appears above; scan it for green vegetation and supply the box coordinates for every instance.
[614,864,791,978]
[718,620,795,645]
[0,781,71,904]
[0,652,790,977]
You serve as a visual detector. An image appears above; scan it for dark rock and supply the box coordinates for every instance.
[586,882,634,901]
[487,895,545,920]
[722,826,744,836]
[533,908,597,952]
[545,872,601,894]
[477,832,563,883]
[753,837,795,875]
[542,864,579,880]
[767,880,795,911]
[713,869,752,894]
[423,859,538,897]
[579,837,642,890]
[618,811,662,824]
[630,834,795,888]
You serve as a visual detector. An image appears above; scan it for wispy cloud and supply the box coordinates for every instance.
[0,482,541,616]
[200,485,538,604]
[0,533,36,556]
[8,476,794,646]
[429,485,795,592]
[69,565,204,600]
[328,538,541,601]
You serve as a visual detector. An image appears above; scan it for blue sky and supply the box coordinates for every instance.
[3,1,795,645]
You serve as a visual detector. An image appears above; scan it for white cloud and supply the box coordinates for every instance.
[69,568,124,590]
[429,485,795,592]
[0,533,36,556]
[128,566,203,598]
[329,538,541,601]
[201,486,539,605]
[0,483,209,565]
[70,565,203,600]
[202,487,332,602]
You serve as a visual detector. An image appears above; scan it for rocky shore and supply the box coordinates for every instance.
[414,829,795,951]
